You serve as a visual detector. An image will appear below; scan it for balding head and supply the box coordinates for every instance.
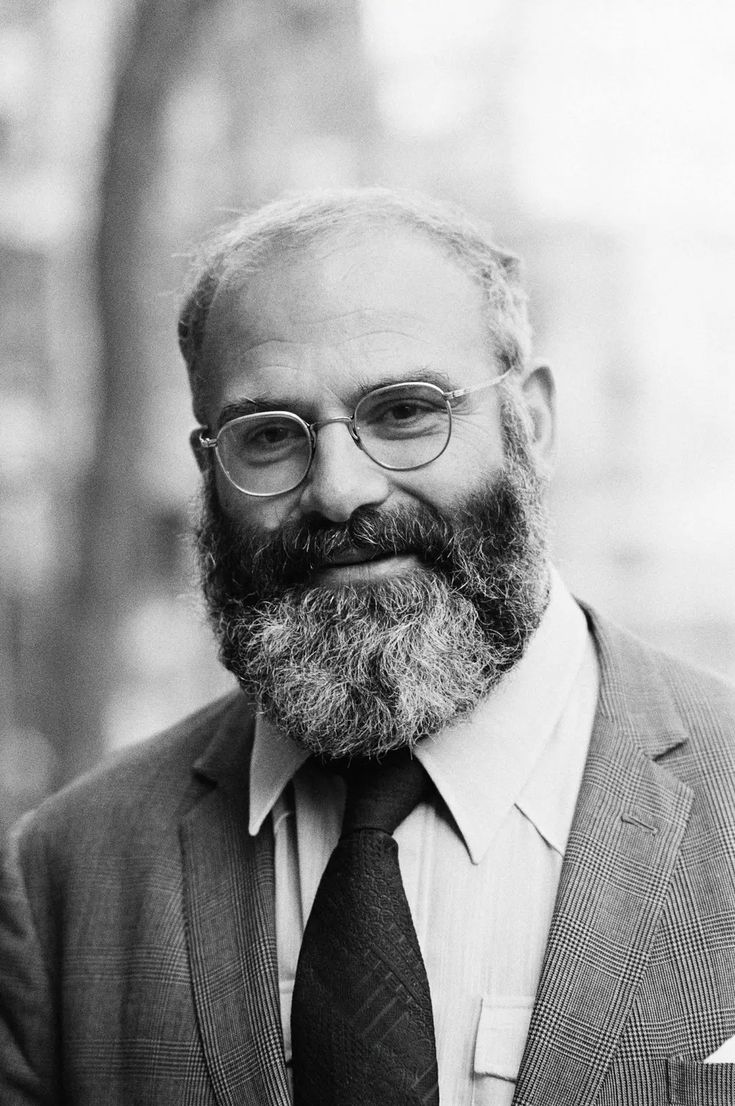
[178,187,531,424]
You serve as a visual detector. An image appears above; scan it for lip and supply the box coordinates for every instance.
[325,547,382,566]
[313,553,420,582]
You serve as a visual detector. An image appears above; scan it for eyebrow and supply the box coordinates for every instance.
[352,366,456,395]
[214,367,459,429]
[216,398,271,429]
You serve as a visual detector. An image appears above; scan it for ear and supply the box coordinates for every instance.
[519,362,556,467]
[190,427,209,474]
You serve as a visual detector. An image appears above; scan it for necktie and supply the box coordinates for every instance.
[291,748,440,1106]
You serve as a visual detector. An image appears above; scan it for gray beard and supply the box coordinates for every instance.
[230,574,513,759]
[196,397,550,759]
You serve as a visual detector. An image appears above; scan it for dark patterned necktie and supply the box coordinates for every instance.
[291,748,440,1106]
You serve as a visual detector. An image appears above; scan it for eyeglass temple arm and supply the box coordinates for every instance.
[444,367,513,403]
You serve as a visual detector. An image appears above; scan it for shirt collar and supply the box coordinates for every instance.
[249,566,595,862]
[249,716,308,837]
[413,567,595,863]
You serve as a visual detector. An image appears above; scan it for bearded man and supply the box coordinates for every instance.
[3,189,735,1106]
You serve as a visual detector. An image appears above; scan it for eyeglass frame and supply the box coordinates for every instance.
[197,368,512,498]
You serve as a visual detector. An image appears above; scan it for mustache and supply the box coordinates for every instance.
[249,504,456,586]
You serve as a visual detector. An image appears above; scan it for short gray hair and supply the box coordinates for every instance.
[178,187,532,423]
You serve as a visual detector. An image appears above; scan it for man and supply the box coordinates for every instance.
[2,188,735,1106]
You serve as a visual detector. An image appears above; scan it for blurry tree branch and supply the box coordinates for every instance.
[58,0,214,782]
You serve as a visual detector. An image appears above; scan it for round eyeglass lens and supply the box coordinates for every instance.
[355,382,451,470]
[216,412,312,495]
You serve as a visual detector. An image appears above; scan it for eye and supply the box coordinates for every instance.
[358,386,447,440]
[381,400,434,424]
[220,415,308,466]
[249,423,297,446]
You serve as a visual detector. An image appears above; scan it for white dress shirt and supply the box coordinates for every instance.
[248,568,600,1105]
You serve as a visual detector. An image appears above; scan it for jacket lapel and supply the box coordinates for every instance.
[180,696,290,1106]
[513,610,694,1106]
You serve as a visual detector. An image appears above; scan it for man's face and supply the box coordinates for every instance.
[195,228,556,757]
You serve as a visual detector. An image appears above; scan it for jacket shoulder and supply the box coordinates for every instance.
[11,690,252,863]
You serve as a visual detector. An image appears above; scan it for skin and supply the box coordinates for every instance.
[193,228,556,583]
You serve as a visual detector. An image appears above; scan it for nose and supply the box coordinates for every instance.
[297,420,392,522]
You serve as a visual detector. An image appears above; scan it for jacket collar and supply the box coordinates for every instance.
[183,692,291,1106]
[192,690,255,792]
[583,603,687,759]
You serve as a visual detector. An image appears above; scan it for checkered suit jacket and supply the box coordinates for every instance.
[3,607,735,1105]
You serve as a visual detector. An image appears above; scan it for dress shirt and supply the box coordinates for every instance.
[248,567,600,1105]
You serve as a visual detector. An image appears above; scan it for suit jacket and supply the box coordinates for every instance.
[3,607,735,1106]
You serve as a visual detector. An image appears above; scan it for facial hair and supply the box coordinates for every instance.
[195,396,550,759]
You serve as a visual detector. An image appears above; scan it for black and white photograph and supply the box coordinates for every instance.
[2,2,735,1103]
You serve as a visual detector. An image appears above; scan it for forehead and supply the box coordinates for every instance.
[200,228,492,416]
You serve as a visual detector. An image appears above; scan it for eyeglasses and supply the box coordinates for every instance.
[197,371,511,497]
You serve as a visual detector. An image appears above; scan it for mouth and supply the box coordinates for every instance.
[324,547,384,566]
[312,551,421,582]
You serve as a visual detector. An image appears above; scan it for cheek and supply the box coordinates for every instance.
[458,418,506,467]
[215,470,298,535]
[404,430,505,507]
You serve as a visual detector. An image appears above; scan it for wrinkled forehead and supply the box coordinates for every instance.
[201,225,490,372]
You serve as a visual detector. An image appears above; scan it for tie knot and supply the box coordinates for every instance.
[340,748,430,838]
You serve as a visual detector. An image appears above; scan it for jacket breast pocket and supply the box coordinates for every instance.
[472,996,534,1105]
[668,1057,735,1105]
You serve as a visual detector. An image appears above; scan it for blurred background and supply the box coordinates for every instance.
[2,0,734,829]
